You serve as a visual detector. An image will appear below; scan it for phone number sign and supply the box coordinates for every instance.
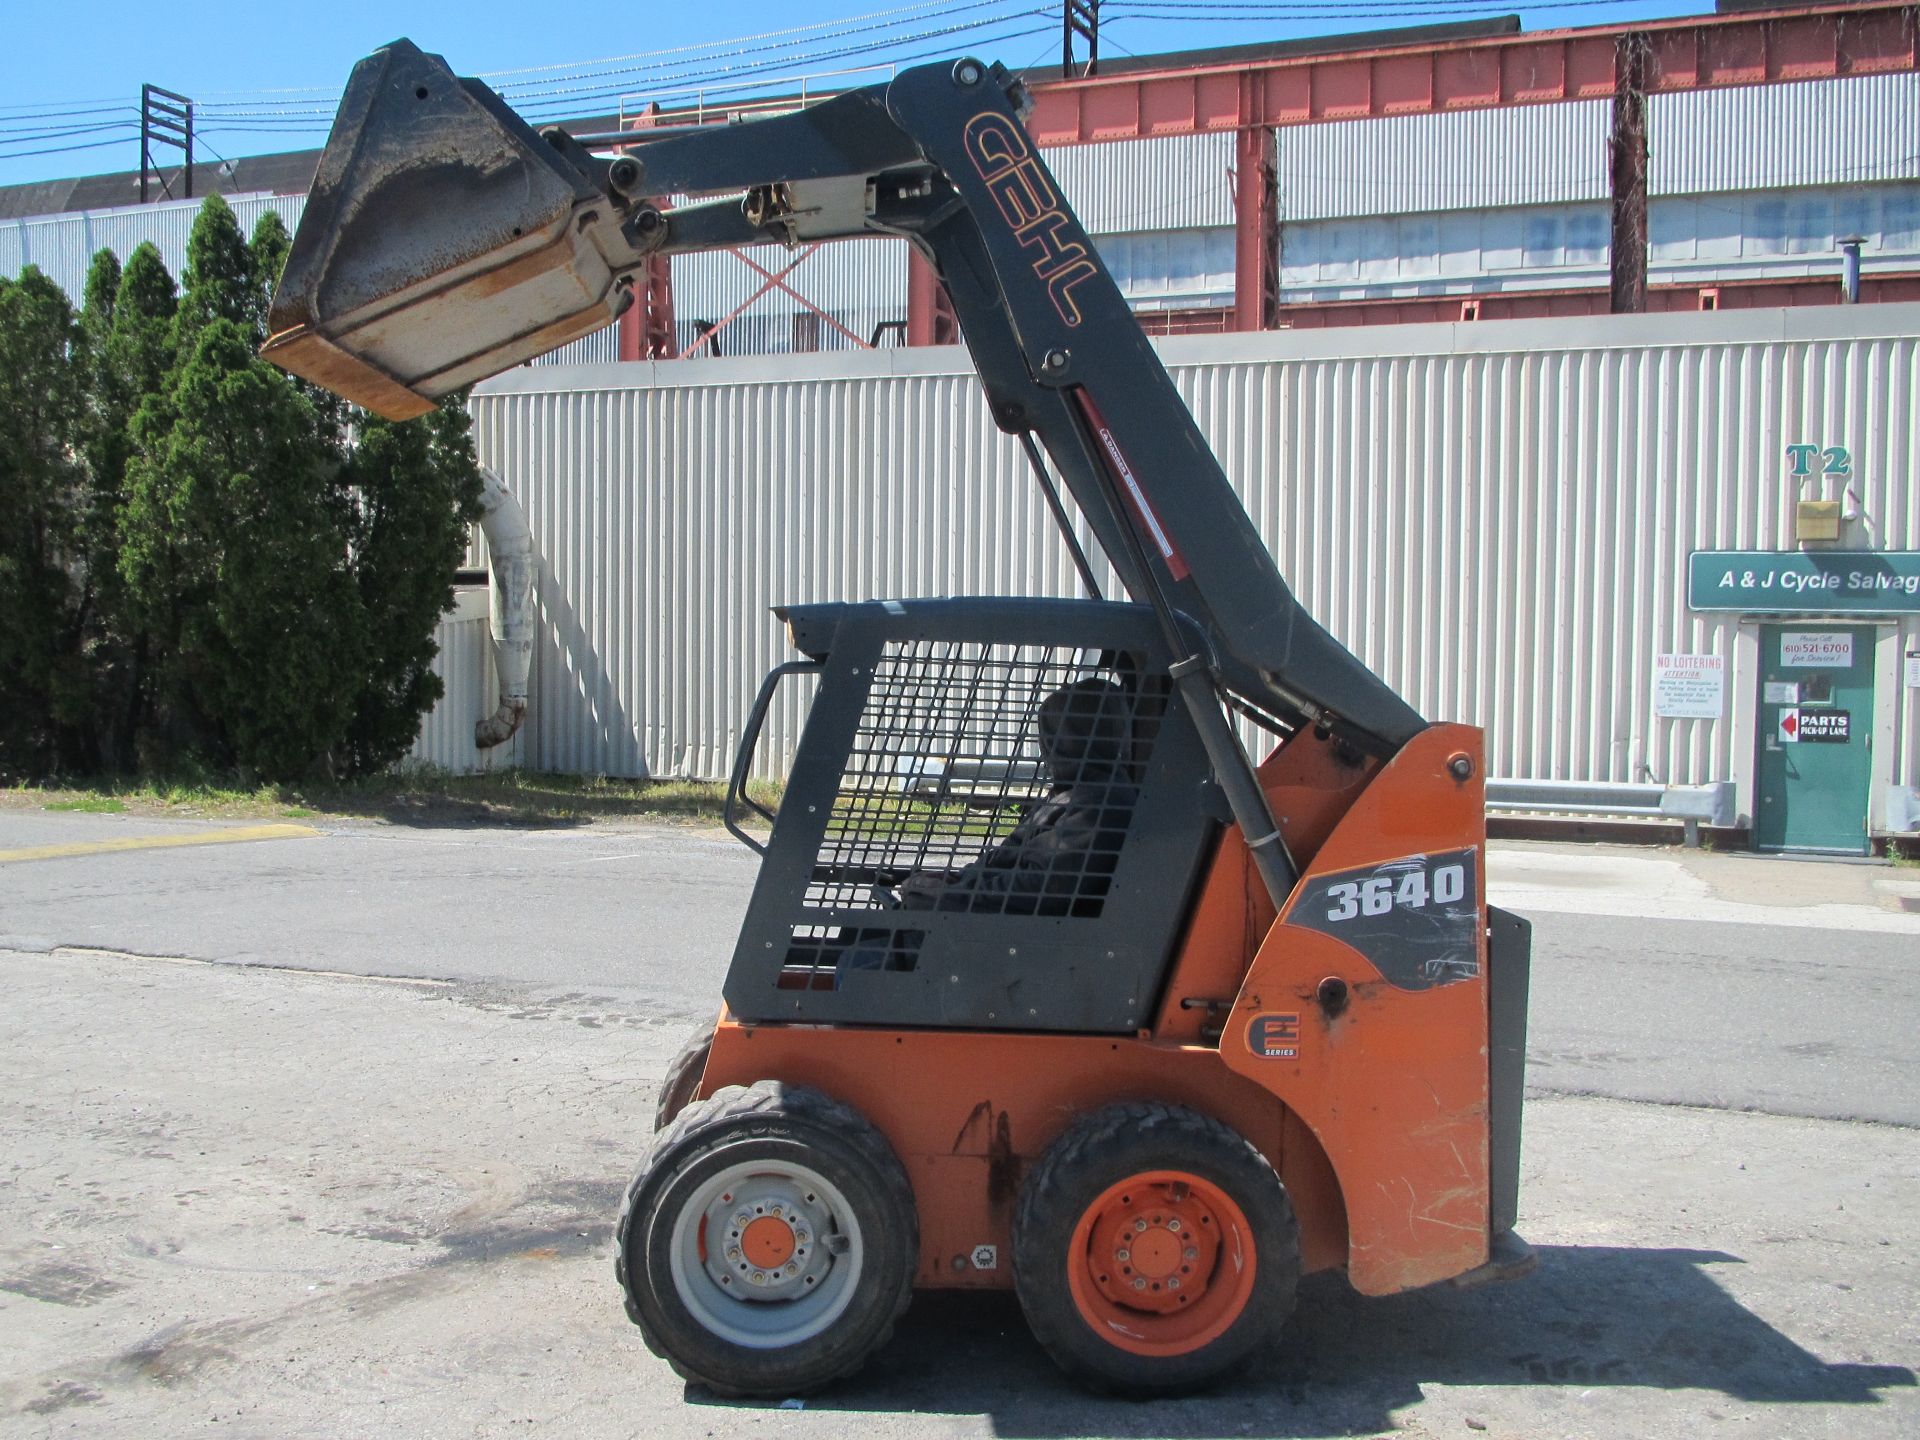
[1688,551,1920,614]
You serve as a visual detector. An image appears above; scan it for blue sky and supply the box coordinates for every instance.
[2,0,1694,187]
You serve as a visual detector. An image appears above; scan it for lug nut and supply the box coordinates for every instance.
[1134,1219,1148,1233]
[1132,1278,1147,1291]
[1116,1248,1130,1262]
[1167,1219,1182,1233]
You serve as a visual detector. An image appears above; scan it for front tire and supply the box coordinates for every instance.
[1012,1102,1299,1395]
[616,1081,917,1397]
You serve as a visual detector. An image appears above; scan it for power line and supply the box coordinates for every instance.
[0,135,141,160]
[184,0,1041,115]
[189,7,1056,139]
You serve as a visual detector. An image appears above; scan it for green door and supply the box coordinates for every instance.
[1754,624,1876,854]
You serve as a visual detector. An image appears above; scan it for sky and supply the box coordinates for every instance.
[1,0,1698,188]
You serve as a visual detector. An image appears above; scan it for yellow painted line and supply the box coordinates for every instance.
[0,822,320,865]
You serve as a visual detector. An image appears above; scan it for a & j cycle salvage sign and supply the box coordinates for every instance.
[1688,551,1920,614]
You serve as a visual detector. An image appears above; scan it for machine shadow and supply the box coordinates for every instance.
[688,1244,1915,1438]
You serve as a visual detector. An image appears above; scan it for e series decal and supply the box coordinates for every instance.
[1247,1012,1301,1060]
[1284,848,1481,991]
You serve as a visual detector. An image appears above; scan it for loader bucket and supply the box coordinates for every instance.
[263,39,632,420]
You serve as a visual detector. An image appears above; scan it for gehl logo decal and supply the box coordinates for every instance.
[962,113,1100,327]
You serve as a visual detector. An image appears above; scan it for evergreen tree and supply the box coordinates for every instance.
[78,249,120,357]
[119,196,479,781]
[101,194,482,782]
[0,268,87,774]
[174,193,253,343]
[337,398,484,775]
[245,210,291,347]
[90,244,180,764]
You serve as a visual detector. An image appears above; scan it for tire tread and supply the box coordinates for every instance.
[1011,1101,1299,1395]
[616,1080,916,1397]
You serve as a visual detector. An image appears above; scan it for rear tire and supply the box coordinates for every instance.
[654,1023,716,1131]
[616,1081,917,1397]
[1012,1102,1298,1395]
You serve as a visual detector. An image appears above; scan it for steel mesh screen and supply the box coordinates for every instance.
[781,637,1161,984]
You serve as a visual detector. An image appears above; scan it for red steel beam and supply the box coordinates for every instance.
[1024,1,1920,143]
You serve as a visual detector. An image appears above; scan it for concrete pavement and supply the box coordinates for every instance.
[1,945,1915,1439]
[2,807,1918,1436]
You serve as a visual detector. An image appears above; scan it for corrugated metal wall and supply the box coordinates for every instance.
[670,237,911,356]
[1275,101,1611,222]
[465,306,1920,808]
[0,192,307,302]
[1650,73,1920,197]
[1279,203,1612,300]
[1046,133,1236,233]
[1268,75,1920,224]
[411,587,526,774]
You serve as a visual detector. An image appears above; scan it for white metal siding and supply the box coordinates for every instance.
[1650,182,1920,282]
[669,237,911,355]
[536,323,621,367]
[1279,185,1920,300]
[1267,76,1919,222]
[1650,73,1920,197]
[1280,203,1612,299]
[1274,102,1610,223]
[0,192,307,303]
[1044,133,1236,234]
[467,307,1920,799]
[412,587,525,774]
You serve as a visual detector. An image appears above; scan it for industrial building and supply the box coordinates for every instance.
[4,2,1917,851]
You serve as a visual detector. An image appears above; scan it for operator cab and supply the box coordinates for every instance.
[722,597,1221,1033]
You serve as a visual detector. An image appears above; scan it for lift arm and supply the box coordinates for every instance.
[264,40,1430,906]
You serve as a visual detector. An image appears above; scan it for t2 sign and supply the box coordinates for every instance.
[1785,444,1851,478]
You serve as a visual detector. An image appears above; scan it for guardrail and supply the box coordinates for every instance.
[904,764,1738,846]
[1486,779,1736,847]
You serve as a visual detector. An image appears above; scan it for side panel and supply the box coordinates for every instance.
[699,1023,1349,1291]
[1220,723,1493,1296]
[1486,906,1532,1237]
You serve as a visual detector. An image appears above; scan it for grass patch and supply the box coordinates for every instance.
[3,769,782,830]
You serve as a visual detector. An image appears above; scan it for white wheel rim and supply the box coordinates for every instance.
[665,1157,865,1349]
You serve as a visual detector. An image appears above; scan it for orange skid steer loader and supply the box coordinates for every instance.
[265,39,1534,1397]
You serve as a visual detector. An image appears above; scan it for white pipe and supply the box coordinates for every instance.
[474,467,536,749]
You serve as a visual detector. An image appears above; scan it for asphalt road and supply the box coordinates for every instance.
[3,811,1917,1126]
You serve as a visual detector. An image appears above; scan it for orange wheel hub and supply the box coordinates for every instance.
[1065,1170,1258,1357]
[740,1215,797,1269]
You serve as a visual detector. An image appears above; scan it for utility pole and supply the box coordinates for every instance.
[140,84,195,203]
[1606,34,1649,314]
[1063,1,1100,78]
